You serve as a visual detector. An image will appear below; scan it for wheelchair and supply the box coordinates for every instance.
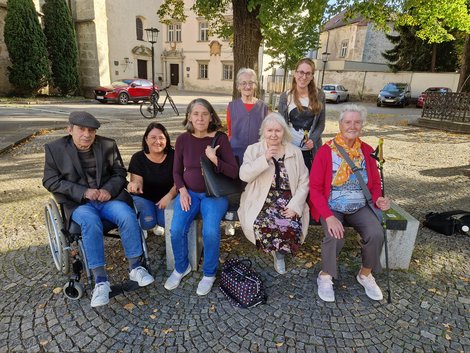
[45,197,151,300]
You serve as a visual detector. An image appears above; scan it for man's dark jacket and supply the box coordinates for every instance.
[43,135,132,224]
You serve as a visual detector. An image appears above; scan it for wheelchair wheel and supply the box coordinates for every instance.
[140,230,151,273]
[45,199,70,274]
[63,281,84,300]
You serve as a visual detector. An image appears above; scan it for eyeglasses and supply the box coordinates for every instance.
[295,71,313,78]
[240,81,255,87]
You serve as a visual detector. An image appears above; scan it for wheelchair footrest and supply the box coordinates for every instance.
[109,280,141,299]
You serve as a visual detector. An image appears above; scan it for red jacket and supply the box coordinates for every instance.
[309,141,382,222]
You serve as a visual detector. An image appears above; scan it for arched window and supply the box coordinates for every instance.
[136,18,143,40]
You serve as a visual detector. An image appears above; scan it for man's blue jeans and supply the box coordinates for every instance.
[170,190,228,277]
[132,195,165,230]
[71,200,143,269]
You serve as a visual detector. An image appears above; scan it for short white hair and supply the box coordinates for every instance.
[339,104,367,124]
[236,68,258,86]
[259,112,292,144]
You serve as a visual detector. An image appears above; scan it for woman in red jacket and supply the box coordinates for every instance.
[309,104,390,303]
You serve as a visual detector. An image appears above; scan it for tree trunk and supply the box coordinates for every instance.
[458,34,470,92]
[232,0,263,99]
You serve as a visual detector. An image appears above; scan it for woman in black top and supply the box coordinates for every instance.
[128,122,177,230]
[278,58,325,170]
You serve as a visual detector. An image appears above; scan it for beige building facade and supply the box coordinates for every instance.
[159,0,234,92]
[0,0,240,96]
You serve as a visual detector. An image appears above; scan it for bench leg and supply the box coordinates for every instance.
[164,218,203,272]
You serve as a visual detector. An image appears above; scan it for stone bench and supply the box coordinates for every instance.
[164,200,238,271]
[164,199,418,271]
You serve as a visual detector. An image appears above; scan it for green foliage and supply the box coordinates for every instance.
[42,0,80,95]
[158,0,328,97]
[335,0,470,43]
[157,0,188,24]
[4,0,50,95]
[382,25,460,72]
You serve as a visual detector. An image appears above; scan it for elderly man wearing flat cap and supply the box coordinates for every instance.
[43,111,154,307]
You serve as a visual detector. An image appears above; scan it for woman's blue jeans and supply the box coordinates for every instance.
[71,200,143,269]
[131,195,165,230]
[170,190,228,277]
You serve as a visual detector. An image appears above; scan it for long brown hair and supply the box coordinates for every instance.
[288,58,322,114]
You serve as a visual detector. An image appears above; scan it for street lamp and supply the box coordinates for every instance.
[320,51,330,87]
[145,27,160,97]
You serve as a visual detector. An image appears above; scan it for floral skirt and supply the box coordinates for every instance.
[253,189,302,255]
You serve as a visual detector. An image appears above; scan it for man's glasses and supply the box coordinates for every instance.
[240,81,255,87]
[296,71,313,78]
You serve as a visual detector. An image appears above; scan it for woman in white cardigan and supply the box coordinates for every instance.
[238,112,310,274]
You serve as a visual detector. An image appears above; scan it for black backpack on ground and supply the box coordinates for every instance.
[424,210,470,236]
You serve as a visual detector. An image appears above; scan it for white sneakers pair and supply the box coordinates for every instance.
[91,266,155,307]
[317,271,383,302]
[164,264,216,296]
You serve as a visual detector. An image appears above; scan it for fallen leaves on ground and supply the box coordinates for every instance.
[123,303,135,311]
[162,328,174,334]
[52,287,62,294]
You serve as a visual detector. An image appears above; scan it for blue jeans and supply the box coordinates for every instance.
[132,195,165,230]
[71,200,143,269]
[170,190,228,276]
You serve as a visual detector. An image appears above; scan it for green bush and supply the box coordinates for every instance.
[42,0,80,95]
[4,0,50,95]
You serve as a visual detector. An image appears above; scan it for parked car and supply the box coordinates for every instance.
[416,87,452,108]
[377,83,411,107]
[94,79,159,104]
[322,84,349,103]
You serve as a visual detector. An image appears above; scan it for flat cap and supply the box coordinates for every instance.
[69,111,101,129]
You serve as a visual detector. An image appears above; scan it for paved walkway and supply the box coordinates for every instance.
[0,111,469,353]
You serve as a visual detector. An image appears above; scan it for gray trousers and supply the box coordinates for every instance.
[319,206,384,279]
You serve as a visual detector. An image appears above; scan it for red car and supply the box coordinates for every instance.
[94,78,159,104]
[416,87,451,108]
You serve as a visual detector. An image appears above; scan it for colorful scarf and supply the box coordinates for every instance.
[326,133,363,186]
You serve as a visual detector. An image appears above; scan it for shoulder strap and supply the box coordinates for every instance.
[211,131,225,148]
[333,141,372,203]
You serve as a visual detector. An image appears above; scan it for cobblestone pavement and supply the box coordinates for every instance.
[0,112,469,353]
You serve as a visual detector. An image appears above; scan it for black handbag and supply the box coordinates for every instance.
[424,210,470,236]
[219,258,267,308]
[200,131,244,198]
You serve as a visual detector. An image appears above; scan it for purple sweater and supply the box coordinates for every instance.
[173,132,239,193]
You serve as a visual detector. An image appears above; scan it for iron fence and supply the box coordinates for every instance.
[422,92,470,123]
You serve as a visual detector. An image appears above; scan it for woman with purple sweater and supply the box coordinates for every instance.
[164,98,239,296]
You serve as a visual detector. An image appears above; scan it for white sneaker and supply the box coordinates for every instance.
[225,222,235,236]
[356,272,383,301]
[154,226,165,236]
[317,274,335,302]
[164,264,191,290]
[272,252,286,274]
[196,276,216,296]
[91,281,111,308]
[129,266,155,287]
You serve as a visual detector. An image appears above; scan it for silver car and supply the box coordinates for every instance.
[322,84,349,103]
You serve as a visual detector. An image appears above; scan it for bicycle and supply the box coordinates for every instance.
[140,85,179,119]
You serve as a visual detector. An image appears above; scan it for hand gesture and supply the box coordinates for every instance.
[97,189,111,202]
[205,145,219,165]
[281,207,298,219]
[127,181,143,194]
[376,196,391,211]
[325,215,344,239]
[179,187,191,212]
[265,145,280,160]
[84,188,100,201]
